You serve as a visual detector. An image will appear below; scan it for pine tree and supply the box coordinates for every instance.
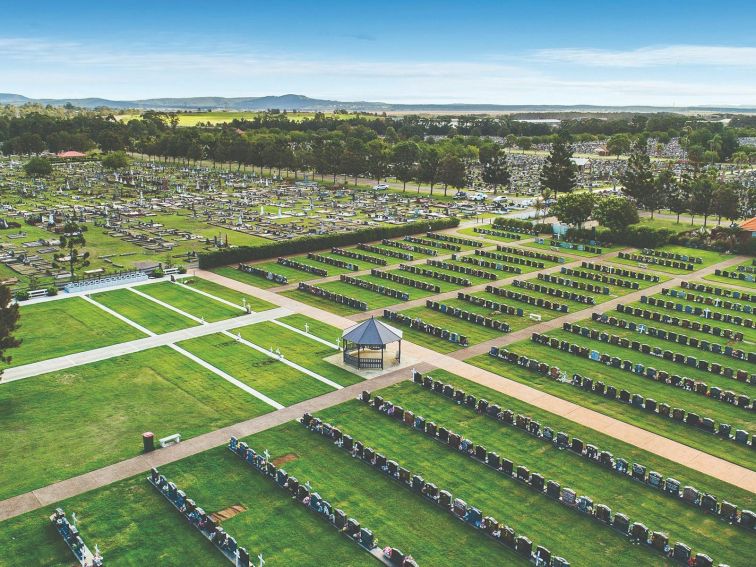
[481,150,511,194]
[539,137,577,198]
[621,143,654,204]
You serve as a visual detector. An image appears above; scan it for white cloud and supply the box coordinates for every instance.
[533,45,756,68]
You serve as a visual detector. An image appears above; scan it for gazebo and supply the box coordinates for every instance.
[341,317,403,370]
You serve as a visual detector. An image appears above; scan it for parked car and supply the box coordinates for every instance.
[373,183,389,191]
[454,191,468,199]
[469,192,487,201]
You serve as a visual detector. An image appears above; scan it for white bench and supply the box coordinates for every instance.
[529,313,542,322]
[28,289,48,299]
[159,433,181,448]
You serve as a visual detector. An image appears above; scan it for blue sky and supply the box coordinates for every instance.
[2,0,756,105]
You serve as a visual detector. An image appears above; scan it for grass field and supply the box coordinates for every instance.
[90,288,198,334]
[610,245,730,275]
[135,281,244,322]
[320,373,752,566]
[0,347,273,500]
[4,297,145,368]
[281,288,363,316]
[180,277,276,311]
[177,332,337,406]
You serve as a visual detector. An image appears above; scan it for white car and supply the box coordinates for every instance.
[373,183,389,191]
[469,192,487,201]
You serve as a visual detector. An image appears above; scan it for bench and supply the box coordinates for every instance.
[529,313,542,322]
[28,289,48,299]
[159,433,181,448]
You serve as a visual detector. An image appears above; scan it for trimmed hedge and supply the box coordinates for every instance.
[198,218,459,268]
[492,217,551,234]
[566,224,678,249]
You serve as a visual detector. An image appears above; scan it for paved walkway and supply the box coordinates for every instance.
[1,307,291,382]
[0,362,433,523]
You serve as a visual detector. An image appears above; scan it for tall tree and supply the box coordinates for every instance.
[647,169,675,219]
[56,221,90,278]
[712,183,740,225]
[620,143,654,205]
[418,145,441,195]
[438,153,466,197]
[480,149,511,194]
[0,285,21,377]
[539,136,577,198]
[690,170,718,227]
[551,192,595,229]
[391,141,420,192]
[593,196,639,231]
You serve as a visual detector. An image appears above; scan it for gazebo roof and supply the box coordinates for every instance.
[342,317,403,346]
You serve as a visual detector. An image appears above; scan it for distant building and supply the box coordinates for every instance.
[56,151,87,158]
[740,217,756,238]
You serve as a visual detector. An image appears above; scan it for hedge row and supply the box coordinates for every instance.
[198,218,459,268]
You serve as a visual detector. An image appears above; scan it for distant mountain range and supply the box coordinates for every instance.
[1,92,755,114]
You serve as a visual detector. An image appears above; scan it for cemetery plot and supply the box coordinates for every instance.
[89,288,199,334]
[0,448,373,567]
[179,276,276,311]
[384,304,508,353]
[522,238,624,257]
[441,253,541,277]
[0,347,273,500]
[453,291,559,330]
[177,333,335,406]
[418,259,499,285]
[134,281,244,322]
[233,321,362,387]
[471,338,756,469]
[558,262,666,291]
[314,399,697,567]
[457,226,526,242]
[705,259,756,288]
[3,297,145,368]
[611,246,724,275]
[376,372,754,567]
[283,283,369,315]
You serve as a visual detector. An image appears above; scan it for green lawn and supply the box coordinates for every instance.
[468,349,756,469]
[135,281,244,322]
[0,347,272,500]
[234,321,363,387]
[276,313,343,344]
[4,297,145,368]
[325,374,752,566]
[209,265,288,290]
[180,277,276,311]
[90,288,198,334]
[177,333,337,406]
[280,288,364,316]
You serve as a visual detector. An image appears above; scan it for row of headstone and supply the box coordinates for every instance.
[547,240,602,254]
[472,227,522,240]
[148,469,248,565]
[383,310,468,345]
[427,259,497,280]
[227,438,398,565]
[512,274,596,305]
[381,238,438,256]
[457,292,524,316]
[340,275,409,301]
[496,244,564,264]
[399,263,471,286]
[490,221,538,235]
[534,273,606,298]
[640,248,703,264]
[581,261,660,282]
[560,267,640,289]
[590,312,755,363]
[641,296,755,328]
[331,247,388,266]
[454,254,521,275]
[616,304,744,342]
[357,243,413,261]
[476,249,545,268]
[370,269,440,293]
[50,508,103,566]
[301,410,557,566]
[681,281,755,303]
[238,263,288,284]
[714,268,756,283]
[737,265,756,274]
[425,300,511,331]
[425,232,484,247]
[277,257,328,277]
[529,332,753,411]
[618,252,694,271]
[307,253,359,271]
[662,288,754,314]
[485,285,569,312]
[372,385,710,565]
[424,365,754,537]
[561,321,753,383]
[298,283,368,311]
[404,235,461,252]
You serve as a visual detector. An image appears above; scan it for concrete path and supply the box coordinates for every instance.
[1,307,291,383]
[174,280,247,311]
[0,362,433,523]
[128,286,206,324]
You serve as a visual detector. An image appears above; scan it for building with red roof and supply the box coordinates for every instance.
[56,150,86,158]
